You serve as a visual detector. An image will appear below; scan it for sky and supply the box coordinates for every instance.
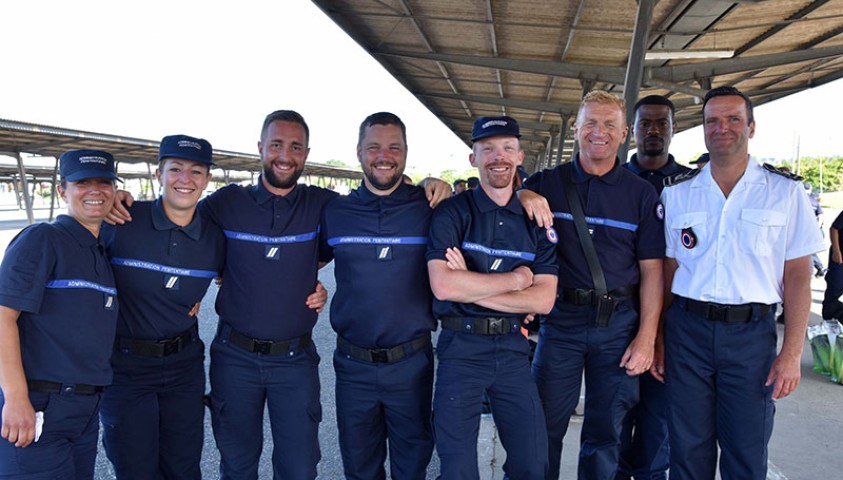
[1,0,841,178]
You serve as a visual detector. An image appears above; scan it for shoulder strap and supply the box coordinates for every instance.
[762,163,803,181]
[663,167,701,188]
[561,164,607,297]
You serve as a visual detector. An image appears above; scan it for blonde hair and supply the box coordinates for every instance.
[577,90,627,125]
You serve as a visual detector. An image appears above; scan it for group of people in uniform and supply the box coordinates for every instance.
[0,85,824,480]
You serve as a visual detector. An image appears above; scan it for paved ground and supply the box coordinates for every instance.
[0,209,840,479]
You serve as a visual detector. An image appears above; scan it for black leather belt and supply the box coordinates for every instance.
[117,326,196,357]
[440,316,522,335]
[225,324,311,355]
[28,380,104,396]
[680,297,773,323]
[337,335,430,363]
[561,284,638,306]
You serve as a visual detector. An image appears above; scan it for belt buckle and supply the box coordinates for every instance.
[160,336,183,355]
[709,303,728,321]
[488,317,504,335]
[253,340,273,354]
[370,349,389,363]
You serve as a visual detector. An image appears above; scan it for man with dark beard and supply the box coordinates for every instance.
[623,95,691,193]
[199,110,335,479]
[319,112,437,479]
[617,95,689,480]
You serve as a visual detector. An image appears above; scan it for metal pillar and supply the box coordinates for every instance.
[619,0,655,162]
[147,162,157,199]
[543,137,553,171]
[555,115,571,165]
[49,157,58,222]
[14,152,35,224]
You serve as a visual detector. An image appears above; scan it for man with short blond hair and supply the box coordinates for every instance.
[519,90,665,479]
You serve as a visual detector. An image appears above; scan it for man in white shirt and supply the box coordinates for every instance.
[657,86,824,480]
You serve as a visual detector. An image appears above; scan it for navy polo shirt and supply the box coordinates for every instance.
[523,155,665,294]
[200,179,338,340]
[426,187,558,319]
[319,183,436,348]
[0,215,117,385]
[102,199,225,340]
[624,154,691,194]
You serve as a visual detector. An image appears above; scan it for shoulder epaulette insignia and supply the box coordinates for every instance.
[762,163,803,181]
[663,168,702,188]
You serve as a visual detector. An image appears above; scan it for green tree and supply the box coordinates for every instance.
[782,156,843,193]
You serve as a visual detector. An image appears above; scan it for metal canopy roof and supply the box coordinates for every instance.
[0,118,363,180]
[312,0,843,171]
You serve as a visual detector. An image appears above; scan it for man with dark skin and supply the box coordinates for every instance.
[618,95,690,480]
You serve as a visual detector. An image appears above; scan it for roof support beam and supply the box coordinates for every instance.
[650,44,843,83]
[419,92,580,116]
[645,77,707,98]
[376,50,627,84]
[734,0,830,56]
[379,44,843,96]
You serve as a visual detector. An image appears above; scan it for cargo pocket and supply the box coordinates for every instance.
[739,209,786,256]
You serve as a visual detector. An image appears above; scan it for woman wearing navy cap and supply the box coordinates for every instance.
[98,134,225,480]
[0,149,119,479]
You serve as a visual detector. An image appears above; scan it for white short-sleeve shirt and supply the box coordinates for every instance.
[661,160,824,305]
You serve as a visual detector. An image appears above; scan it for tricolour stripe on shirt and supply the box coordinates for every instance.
[553,212,638,232]
[461,241,536,261]
[110,257,218,278]
[327,236,428,247]
[224,228,319,245]
[46,279,117,295]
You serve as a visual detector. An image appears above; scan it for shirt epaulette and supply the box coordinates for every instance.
[663,168,701,188]
[762,163,803,181]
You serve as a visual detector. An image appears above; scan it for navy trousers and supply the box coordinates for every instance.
[616,373,669,480]
[822,257,843,320]
[209,326,322,480]
[0,390,101,480]
[334,341,434,480]
[532,303,640,480]
[664,299,776,480]
[434,329,548,480]
[100,338,205,480]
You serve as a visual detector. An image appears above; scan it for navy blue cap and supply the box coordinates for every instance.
[690,152,709,165]
[471,116,521,142]
[158,134,213,165]
[59,149,119,182]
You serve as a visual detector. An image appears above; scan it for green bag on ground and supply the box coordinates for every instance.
[834,334,843,384]
[807,321,842,378]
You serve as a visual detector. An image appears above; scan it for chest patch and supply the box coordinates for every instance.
[164,275,180,290]
[265,245,281,260]
[377,245,393,261]
[104,294,116,310]
[681,227,697,249]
